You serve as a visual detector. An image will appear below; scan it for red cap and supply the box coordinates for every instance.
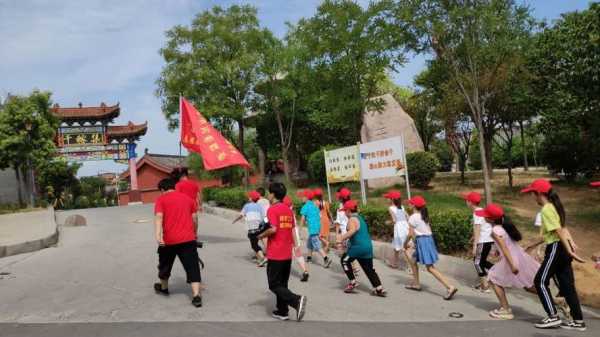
[590,181,600,187]
[336,188,352,200]
[475,203,504,220]
[383,190,402,200]
[408,196,426,208]
[248,190,261,201]
[521,179,552,194]
[461,191,482,205]
[341,200,358,212]
[313,188,323,196]
[297,189,314,199]
[283,196,293,207]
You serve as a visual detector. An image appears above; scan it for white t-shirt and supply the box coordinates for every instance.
[389,205,408,225]
[408,212,432,236]
[335,206,349,234]
[474,207,494,243]
[241,202,265,232]
[257,198,270,222]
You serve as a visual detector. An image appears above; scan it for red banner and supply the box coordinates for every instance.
[180,97,250,170]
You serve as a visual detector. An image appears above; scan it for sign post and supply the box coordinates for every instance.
[358,136,409,200]
[324,149,332,204]
[401,134,412,199]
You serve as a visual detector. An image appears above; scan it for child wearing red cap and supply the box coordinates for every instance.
[383,190,410,270]
[475,204,540,320]
[521,179,586,331]
[232,191,267,267]
[404,196,458,300]
[463,191,494,293]
[334,187,352,238]
[299,189,332,268]
[284,196,309,282]
[336,200,387,297]
[314,188,333,255]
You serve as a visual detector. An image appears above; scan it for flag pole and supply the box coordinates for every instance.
[179,94,183,167]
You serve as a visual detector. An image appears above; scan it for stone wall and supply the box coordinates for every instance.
[0,168,20,204]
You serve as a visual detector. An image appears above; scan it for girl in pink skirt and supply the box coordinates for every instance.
[475,204,540,320]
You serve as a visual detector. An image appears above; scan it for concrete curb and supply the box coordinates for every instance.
[0,207,59,258]
[203,204,478,284]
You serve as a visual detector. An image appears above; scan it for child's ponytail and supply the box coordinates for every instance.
[498,216,522,242]
[419,206,430,224]
[547,189,566,227]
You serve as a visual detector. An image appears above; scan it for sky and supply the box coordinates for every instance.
[0,0,594,177]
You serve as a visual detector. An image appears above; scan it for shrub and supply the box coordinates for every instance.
[431,140,453,172]
[212,187,247,209]
[95,198,108,207]
[307,145,337,184]
[406,151,440,188]
[74,195,90,209]
[202,187,220,202]
[358,205,471,254]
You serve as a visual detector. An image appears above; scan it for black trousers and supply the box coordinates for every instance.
[341,253,382,288]
[534,242,583,320]
[247,231,262,253]
[157,241,201,283]
[266,259,301,315]
[474,242,494,277]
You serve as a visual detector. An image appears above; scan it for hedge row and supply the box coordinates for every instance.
[360,206,471,254]
[204,187,472,254]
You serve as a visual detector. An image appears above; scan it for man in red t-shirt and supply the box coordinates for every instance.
[258,183,307,321]
[154,178,202,307]
[174,167,202,220]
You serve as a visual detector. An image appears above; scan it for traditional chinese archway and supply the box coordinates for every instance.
[51,102,147,203]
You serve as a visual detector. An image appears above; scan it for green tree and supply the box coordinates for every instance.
[395,0,536,202]
[156,5,269,159]
[529,3,600,178]
[0,91,58,207]
[291,0,408,141]
[36,159,81,208]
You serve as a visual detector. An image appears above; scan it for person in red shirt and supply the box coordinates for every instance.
[154,178,202,308]
[258,183,307,322]
[173,167,201,214]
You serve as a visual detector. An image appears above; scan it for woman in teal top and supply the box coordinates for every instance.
[336,200,386,297]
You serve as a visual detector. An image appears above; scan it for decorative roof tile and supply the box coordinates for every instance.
[51,102,120,120]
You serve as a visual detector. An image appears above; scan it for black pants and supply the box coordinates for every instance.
[157,241,201,283]
[534,242,583,320]
[266,259,301,315]
[341,253,382,288]
[474,242,494,277]
[247,231,262,253]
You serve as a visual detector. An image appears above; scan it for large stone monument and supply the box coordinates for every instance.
[360,93,424,189]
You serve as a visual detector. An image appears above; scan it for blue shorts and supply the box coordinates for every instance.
[306,234,322,251]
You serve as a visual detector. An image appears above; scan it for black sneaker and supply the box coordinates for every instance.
[306,256,312,263]
[153,283,169,296]
[561,320,586,332]
[272,310,289,321]
[192,295,202,308]
[296,295,307,322]
[323,257,332,268]
[535,316,561,329]
[301,272,309,282]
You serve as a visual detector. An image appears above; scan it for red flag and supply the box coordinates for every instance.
[180,97,250,170]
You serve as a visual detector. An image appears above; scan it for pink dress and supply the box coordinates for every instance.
[488,226,540,288]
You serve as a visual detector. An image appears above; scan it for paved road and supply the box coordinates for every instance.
[0,204,597,336]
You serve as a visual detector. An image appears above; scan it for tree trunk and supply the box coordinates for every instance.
[14,166,24,207]
[281,148,292,186]
[507,145,513,189]
[519,120,529,171]
[476,117,493,203]
[483,133,494,179]
[257,146,266,186]
[237,118,248,187]
[459,155,466,185]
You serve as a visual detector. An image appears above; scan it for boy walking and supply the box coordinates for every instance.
[258,183,307,321]
[154,178,203,307]
[463,192,494,293]
[232,190,268,267]
[299,189,332,268]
